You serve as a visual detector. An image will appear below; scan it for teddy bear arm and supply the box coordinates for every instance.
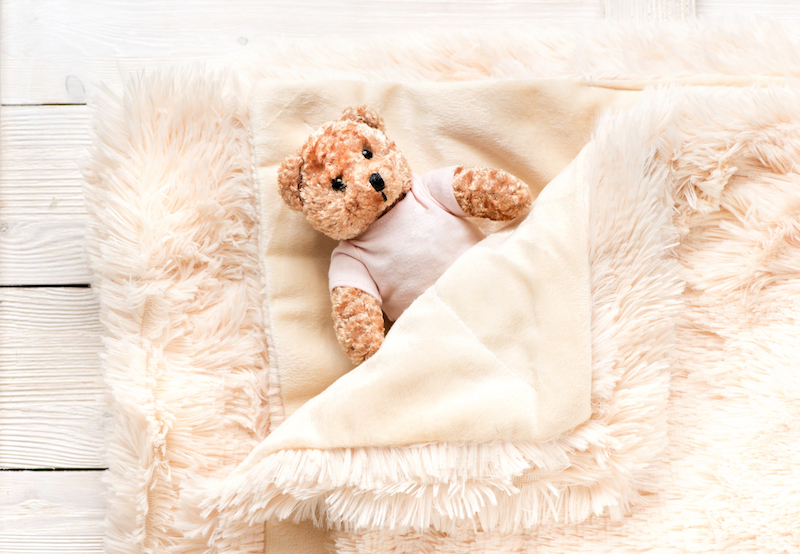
[331,286,385,365]
[452,166,532,221]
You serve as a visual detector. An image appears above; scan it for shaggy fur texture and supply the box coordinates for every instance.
[83,72,270,554]
[245,21,800,86]
[83,20,800,554]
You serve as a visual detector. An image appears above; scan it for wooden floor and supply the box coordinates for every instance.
[2,1,799,552]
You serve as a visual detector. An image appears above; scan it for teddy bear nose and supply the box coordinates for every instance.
[369,173,385,192]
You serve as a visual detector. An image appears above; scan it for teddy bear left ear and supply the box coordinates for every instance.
[277,154,305,212]
[340,106,386,132]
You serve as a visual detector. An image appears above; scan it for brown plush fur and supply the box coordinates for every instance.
[278,108,412,241]
[277,106,531,364]
[331,286,385,365]
[453,166,531,220]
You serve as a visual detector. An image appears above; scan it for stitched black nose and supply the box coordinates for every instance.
[369,173,385,192]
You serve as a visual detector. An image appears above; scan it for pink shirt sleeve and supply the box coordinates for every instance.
[419,166,467,217]
[329,241,382,305]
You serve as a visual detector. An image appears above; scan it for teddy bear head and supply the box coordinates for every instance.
[277,106,413,240]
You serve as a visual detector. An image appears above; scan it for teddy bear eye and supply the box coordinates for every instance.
[362,149,373,159]
[331,176,346,191]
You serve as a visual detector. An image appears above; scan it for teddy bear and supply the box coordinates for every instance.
[277,106,531,365]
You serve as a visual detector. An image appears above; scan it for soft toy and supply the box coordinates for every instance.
[277,106,531,365]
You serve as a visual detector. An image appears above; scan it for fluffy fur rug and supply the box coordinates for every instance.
[83,21,800,554]
[84,74,270,554]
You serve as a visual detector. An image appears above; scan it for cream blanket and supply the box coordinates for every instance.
[250,80,641,445]
[203,78,800,550]
[83,23,800,554]
[197,77,676,540]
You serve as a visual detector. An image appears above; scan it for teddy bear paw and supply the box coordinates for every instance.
[331,286,385,365]
[453,166,532,221]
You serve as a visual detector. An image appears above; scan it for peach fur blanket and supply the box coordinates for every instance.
[82,22,800,554]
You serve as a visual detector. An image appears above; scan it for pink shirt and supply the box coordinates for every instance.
[329,167,485,321]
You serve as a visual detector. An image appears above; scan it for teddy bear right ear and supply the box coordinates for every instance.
[340,106,386,132]
[277,154,304,211]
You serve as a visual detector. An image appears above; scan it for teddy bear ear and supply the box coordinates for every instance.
[340,106,386,132]
[277,154,305,212]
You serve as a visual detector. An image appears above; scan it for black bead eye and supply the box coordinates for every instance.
[331,176,346,191]
[362,149,373,159]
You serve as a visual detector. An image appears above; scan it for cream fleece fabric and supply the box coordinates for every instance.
[251,79,639,425]
[250,139,592,452]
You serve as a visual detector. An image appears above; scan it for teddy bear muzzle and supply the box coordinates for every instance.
[369,173,387,201]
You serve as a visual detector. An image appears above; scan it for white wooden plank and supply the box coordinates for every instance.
[0,288,106,469]
[0,105,90,217]
[0,0,603,105]
[5,0,800,105]
[0,470,105,554]
[604,0,695,19]
[697,0,800,19]
[0,219,91,285]
[0,105,90,212]
[0,105,92,285]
